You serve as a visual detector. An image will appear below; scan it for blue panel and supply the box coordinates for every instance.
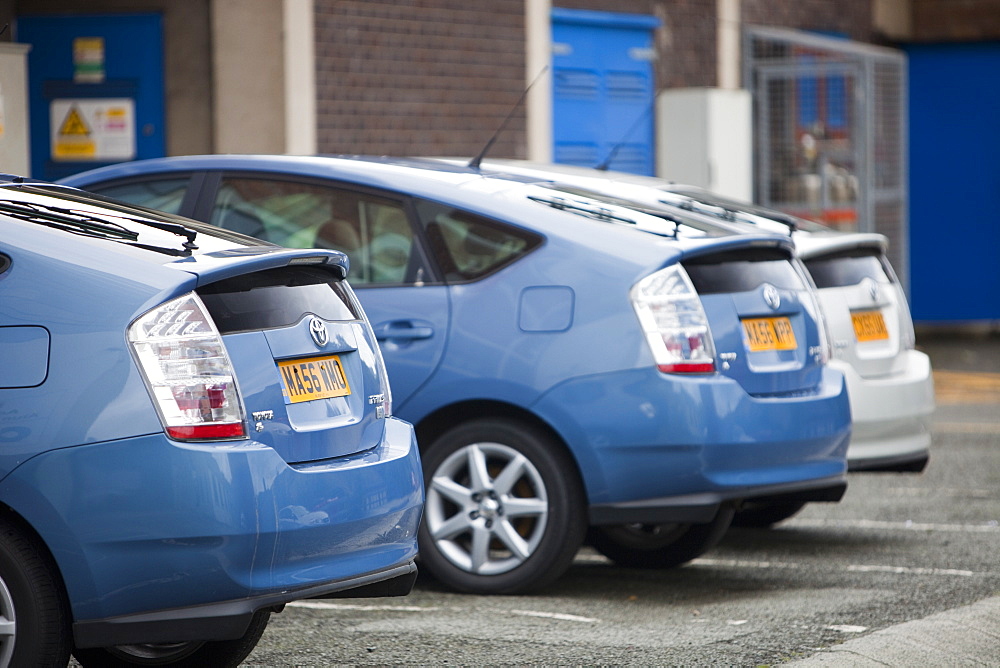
[906,42,1000,322]
[552,10,658,175]
[551,8,661,30]
[17,14,166,181]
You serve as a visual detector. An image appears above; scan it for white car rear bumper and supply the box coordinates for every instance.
[832,350,935,471]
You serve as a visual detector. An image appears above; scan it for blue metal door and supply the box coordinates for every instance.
[906,42,1000,322]
[18,14,165,181]
[551,9,659,175]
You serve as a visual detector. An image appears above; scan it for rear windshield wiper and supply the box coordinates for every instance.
[0,199,199,256]
[527,191,736,240]
[668,195,797,235]
[528,194,677,238]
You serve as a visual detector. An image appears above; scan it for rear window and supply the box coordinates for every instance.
[683,247,806,295]
[804,249,893,289]
[198,266,359,334]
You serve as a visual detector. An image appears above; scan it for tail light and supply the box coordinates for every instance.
[372,341,393,417]
[631,264,716,373]
[793,257,832,364]
[895,284,917,351]
[128,293,247,441]
[339,282,393,418]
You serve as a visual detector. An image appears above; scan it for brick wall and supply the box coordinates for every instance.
[910,0,1000,41]
[743,0,874,42]
[314,0,526,157]
[312,1,888,158]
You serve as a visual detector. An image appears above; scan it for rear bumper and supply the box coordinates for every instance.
[533,365,852,524]
[73,562,418,649]
[833,350,935,472]
[589,475,846,525]
[1,417,423,643]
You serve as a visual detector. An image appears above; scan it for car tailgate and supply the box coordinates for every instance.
[683,245,826,396]
[199,264,388,464]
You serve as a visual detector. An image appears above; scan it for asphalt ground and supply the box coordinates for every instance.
[790,327,1000,666]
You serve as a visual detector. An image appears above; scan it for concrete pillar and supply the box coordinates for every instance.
[0,43,31,175]
[210,0,285,153]
[525,0,552,162]
[283,0,316,155]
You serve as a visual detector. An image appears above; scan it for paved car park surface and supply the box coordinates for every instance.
[233,330,1000,667]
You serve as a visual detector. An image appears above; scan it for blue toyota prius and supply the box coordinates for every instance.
[0,177,422,666]
[61,155,852,596]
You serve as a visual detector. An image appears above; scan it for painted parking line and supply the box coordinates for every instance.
[574,552,983,577]
[932,370,1000,405]
[287,600,600,623]
[510,609,600,623]
[932,421,1000,434]
[692,558,978,577]
[287,601,441,613]
[791,518,999,533]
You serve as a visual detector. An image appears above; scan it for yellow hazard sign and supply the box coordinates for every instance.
[58,106,91,136]
[50,98,135,162]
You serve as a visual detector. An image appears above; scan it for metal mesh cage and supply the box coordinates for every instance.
[744,26,909,290]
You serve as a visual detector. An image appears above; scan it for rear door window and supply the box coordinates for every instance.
[211,176,429,286]
[413,199,543,282]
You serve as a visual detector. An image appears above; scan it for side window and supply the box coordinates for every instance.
[211,176,423,285]
[414,199,543,282]
[86,177,190,215]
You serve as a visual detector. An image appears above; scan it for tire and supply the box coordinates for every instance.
[591,506,735,569]
[418,418,587,594]
[72,610,270,668]
[731,500,806,528]
[0,516,72,668]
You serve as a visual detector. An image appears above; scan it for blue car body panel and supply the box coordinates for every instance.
[0,180,423,646]
[60,156,851,527]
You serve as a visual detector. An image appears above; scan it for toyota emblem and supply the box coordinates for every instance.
[863,277,880,303]
[762,284,781,311]
[309,316,329,348]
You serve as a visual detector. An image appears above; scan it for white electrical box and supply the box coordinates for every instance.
[656,87,752,201]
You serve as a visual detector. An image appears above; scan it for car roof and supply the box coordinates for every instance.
[58,154,798,270]
[430,158,893,258]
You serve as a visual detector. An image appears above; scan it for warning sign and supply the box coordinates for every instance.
[50,98,135,162]
[59,106,91,136]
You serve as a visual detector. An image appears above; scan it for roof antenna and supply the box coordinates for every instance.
[595,96,657,171]
[468,66,549,170]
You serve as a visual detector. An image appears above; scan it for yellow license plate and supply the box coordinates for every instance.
[742,317,797,352]
[278,354,351,403]
[852,310,889,342]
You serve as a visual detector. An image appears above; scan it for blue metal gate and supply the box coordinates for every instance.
[907,42,1000,323]
[18,13,165,181]
[551,9,659,175]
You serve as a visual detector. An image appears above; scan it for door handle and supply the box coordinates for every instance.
[373,320,434,341]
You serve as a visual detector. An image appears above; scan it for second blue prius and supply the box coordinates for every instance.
[61,155,852,595]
